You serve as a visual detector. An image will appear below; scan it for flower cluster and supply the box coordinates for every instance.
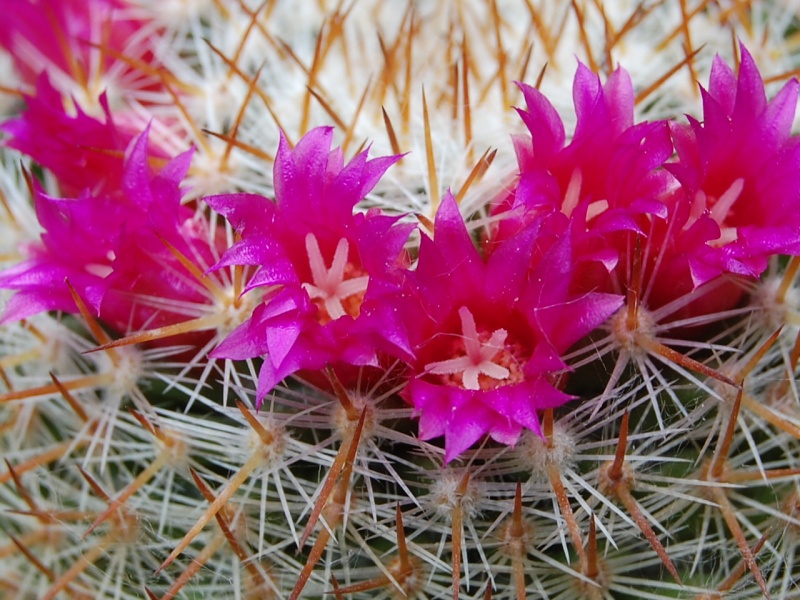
[494,47,800,321]
[4,3,800,598]
[1,0,798,462]
[209,132,623,460]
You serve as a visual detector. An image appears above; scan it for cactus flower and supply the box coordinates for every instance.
[492,65,675,304]
[494,65,673,241]
[0,128,219,334]
[655,47,800,308]
[2,75,168,196]
[402,194,623,462]
[208,127,414,404]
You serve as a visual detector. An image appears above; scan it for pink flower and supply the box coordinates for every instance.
[491,65,674,298]
[2,75,168,196]
[208,127,413,404]
[656,46,800,308]
[500,65,672,230]
[0,128,220,335]
[401,194,623,462]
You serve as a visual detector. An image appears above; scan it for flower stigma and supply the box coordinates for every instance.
[424,306,525,390]
[302,233,369,324]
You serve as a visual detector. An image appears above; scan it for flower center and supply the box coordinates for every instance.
[424,306,524,391]
[302,233,369,325]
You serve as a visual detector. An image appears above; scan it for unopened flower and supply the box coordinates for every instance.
[208,127,413,404]
[401,194,623,462]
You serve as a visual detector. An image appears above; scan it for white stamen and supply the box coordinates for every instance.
[680,189,707,232]
[85,263,114,278]
[710,227,739,247]
[585,199,609,222]
[425,306,510,391]
[302,233,369,321]
[561,169,583,218]
[709,177,744,224]
[690,189,708,221]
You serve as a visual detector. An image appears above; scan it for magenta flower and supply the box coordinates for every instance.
[0,128,220,334]
[401,194,623,462]
[491,65,675,299]
[656,47,800,307]
[498,65,672,232]
[2,75,167,196]
[208,127,414,404]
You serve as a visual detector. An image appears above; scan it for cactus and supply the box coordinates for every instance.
[1,1,800,599]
